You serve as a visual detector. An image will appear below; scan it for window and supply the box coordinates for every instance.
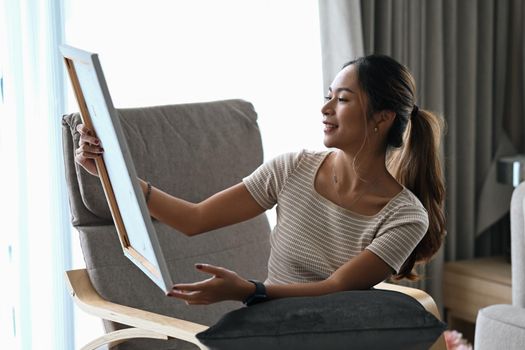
[65,0,324,159]
[66,0,323,346]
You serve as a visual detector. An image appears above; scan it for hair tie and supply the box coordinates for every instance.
[411,104,419,117]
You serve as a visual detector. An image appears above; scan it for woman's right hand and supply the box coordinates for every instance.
[74,124,104,177]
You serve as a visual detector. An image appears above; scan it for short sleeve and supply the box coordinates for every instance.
[366,205,429,274]
[242,151,303,210]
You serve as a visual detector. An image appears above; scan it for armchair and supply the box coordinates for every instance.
[61,99,446,349]
[475,182,525,349]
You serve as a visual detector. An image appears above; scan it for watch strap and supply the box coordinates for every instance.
[243,279,267,306]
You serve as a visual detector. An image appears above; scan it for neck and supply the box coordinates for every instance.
[332,149,388,193]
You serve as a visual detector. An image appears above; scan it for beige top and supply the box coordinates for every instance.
[242,150,429,285]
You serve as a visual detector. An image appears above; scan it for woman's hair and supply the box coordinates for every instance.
[343,55,446,280]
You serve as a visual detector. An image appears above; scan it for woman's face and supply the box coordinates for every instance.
[321,64,376,152]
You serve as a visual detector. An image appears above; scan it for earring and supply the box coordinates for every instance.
[374,126,378,133]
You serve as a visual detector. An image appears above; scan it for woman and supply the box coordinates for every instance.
[75,54,446,306]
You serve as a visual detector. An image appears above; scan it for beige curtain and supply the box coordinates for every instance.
[319,0,525,308]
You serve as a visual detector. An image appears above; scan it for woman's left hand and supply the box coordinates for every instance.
[168,264,255,305]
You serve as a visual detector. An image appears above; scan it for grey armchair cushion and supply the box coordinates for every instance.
[197,289,446,350]
[62,99,264,226]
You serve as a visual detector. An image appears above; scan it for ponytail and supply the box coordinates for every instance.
[346,54,447,280]
[387,108,446,280]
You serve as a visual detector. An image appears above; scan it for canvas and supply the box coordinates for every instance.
[60,45,173,293]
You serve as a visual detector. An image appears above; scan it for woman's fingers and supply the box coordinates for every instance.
[168,288,209,304]
[79,134,101,147]
[173,277,214,292]
[167,264,245,304]
[169,277,219,304]
[74,124,102,177]
[194,263,229,277]
[76,123,93,136]
[169,289,200,297]
[79,136,101,147]
[80,143,104,154]
[76,122,103,155]
[77,124,101,146]
[168,291,199,304]
[75,144,104,158]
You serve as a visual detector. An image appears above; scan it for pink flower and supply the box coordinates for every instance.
[444,330,473,350]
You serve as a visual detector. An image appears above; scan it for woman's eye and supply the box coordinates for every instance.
[324,95,348,102]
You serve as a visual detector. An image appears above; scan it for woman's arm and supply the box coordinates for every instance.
[74,123,266,237]
[139,180,266,236]
[266,250,394,298]
[169,249,394,304]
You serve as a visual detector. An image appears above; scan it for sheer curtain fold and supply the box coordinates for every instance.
[318,0,363,92]
[318,0,525,309]
[0,0,72,349]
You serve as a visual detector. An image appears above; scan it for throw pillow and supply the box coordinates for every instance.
[196,289,446,350]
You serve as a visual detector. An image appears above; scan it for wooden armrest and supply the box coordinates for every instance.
[375,282,441,319]
[65,269,209,349]
[375,282,447,350]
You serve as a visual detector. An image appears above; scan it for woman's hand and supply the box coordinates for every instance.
[75,124,104,177]
[168,264,255,305]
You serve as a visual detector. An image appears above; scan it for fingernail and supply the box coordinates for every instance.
[95,140,99,145]
[195,264,203,269]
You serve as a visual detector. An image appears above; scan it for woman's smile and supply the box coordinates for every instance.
[323,120,339,133]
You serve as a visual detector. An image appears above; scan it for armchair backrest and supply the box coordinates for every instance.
[61,99,271,349]
[511,181,525,307]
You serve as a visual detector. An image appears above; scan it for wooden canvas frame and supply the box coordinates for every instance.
[60,45,173,293]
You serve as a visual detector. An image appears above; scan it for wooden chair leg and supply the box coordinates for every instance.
[80,328,168,350]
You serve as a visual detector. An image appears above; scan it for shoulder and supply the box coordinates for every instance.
[299,149,331,162]
[397,188,426,210]
[294,149,331,169]
[385,188,429,226]
[269,149,329,169]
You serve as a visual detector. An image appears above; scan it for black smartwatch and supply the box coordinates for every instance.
[243,279,267,306]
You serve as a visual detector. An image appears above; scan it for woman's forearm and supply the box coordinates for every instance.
[138,179,201,236]
[264,250,393,300]
[265,279,341,300]
[138,179,265,238]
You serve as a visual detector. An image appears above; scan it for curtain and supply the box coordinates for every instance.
[0,0,73,349]
[318,0,525,309]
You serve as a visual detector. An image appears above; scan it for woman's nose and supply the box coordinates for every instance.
[321,101,333,116]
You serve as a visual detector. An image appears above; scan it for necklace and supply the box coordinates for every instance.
[331,152,381,210]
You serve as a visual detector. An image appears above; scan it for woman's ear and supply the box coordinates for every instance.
[374,110,396,128]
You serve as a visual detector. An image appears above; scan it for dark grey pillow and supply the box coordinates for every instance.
[196,289,446,350]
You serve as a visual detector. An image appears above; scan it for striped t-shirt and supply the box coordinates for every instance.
[242,150,429,285]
